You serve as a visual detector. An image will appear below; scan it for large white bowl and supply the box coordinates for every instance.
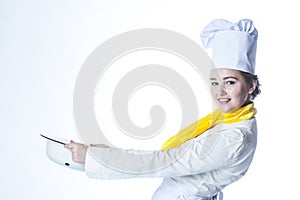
[43,135,85,171]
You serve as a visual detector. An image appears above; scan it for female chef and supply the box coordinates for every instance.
[65,19,261,200]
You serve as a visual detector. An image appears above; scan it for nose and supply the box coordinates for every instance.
[218,84,227,96]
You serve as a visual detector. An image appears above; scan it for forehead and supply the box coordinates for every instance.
[209,68,243,79]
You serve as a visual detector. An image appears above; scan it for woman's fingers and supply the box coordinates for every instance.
[90,144,109,148]
[64,140,75,149]
[64,141,87,164]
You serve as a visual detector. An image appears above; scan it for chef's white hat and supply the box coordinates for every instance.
[201,19,258,74]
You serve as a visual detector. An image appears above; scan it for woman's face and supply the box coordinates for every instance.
[209,68,256,112]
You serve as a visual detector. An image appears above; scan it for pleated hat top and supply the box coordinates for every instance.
[201,19,258,74]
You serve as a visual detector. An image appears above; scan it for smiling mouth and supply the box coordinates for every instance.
[217,98,231,104]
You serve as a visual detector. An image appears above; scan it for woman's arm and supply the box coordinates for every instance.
[84,128,248,180]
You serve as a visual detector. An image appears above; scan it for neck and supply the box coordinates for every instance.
[222,101,253,114]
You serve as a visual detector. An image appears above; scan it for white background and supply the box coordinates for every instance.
[1,0,300,199]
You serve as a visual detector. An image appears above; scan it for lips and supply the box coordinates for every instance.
[217,98,231,104]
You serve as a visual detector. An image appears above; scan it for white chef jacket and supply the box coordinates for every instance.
[85,118,257,199]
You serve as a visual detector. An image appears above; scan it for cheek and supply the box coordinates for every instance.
[210,87,218,97]
[233,87,249,101]
[226,85,245,97]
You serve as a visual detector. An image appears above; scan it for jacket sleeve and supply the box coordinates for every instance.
[85,127,247,180]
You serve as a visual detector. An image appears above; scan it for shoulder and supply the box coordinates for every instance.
[213,118,257,141]
[194,118,257,155]
[216,118,258,157]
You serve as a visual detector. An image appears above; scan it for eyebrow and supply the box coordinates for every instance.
[209,76,239,81]
[223,76,238,80]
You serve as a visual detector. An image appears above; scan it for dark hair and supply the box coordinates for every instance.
[240,71,261,100]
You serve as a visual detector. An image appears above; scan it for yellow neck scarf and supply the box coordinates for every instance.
[161,103,256,150]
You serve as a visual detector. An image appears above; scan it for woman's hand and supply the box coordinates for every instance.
[64,141,88,164]
[64,141,110,164]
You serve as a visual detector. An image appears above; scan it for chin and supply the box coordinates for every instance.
[220,108,230,113]
[218,104,234,113]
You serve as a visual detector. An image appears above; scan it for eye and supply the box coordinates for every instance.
[226,80,236,85]
[211,81,219,86]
